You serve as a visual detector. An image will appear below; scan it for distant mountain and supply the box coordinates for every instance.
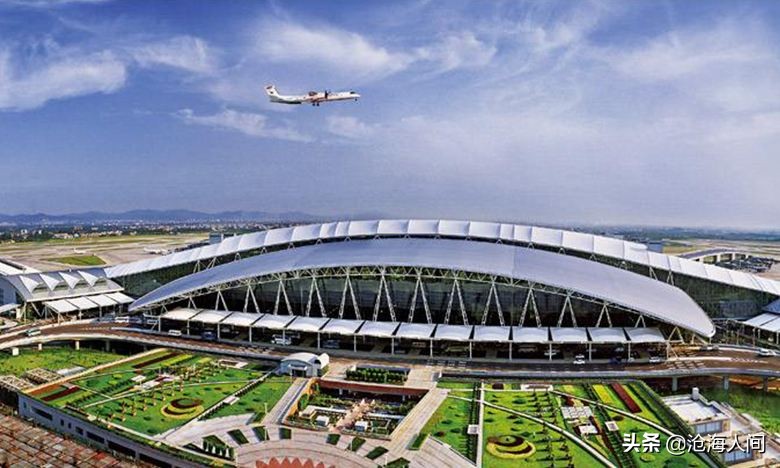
[0,210,330,225]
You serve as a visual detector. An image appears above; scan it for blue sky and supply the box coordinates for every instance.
[1,0,779,228]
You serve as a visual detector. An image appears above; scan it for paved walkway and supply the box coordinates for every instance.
[236,439,372,468]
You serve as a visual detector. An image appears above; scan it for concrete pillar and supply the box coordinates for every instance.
[588,343,592,362]
[37,343,43,351]
[548,342,552,361]
[104,340,111,352]
[316,333,320,349]
[353,335,356,353]
[671,376,678,392]
[723,376,730,391]
[627,342,631,361]
[469,342,472,359]
[249,327,252,343]
[429,340,433,358]
[74,340,80,351]
[390,338,394,355]
[509,342,512,361]
[763,377,769,393]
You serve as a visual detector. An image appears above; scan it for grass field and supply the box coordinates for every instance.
[0,347,123,376]
[703,385,780,433]
[32,349,275,436]
[42,254,105,266]
[421,391,474,459]
[208,375,292,419]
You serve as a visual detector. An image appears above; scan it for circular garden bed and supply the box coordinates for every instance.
[161,397,204,419]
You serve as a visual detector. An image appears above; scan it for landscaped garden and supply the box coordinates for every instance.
[422,380,713,467]
[0,347,123,376]
[28,349,276,436]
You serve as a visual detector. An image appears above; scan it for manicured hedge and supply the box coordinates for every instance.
[409,432,428,450]
[228,429,249,445]
[366,446,389,460]
[348,436,366,451]
[326,433,341,445]
[253,426,268,441]
[280,427,292,439]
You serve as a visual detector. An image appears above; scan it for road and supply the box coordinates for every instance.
[1,321,779,380]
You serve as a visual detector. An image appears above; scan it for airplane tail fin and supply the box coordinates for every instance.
[265,85,279,97]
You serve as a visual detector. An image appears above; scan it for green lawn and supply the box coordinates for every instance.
[702,385,780,433]
[421,394,473,459]
[208,375,293,419]
[484,390,604,467]
[0,347,122,376]
[43,254,105,266]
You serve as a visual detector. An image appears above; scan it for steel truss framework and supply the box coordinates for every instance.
[151,265,658,328]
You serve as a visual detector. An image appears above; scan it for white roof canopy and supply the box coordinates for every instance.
[395,323,435,340]
[221,312,262,327]
[106,292,134,304]
[161,308,202,321]
[357,321,399,338]
[758,316,780,333]
[512,327,550,343]
[66,296,99,310]
[44,299,78,314]
[743,313,780,328]
[321,319,364,335]
[550,327,589,343]
[625,327,666,343]
[108,219,780,299]
[434,325,472,341]
[192,309,231,324]
[87,294,117,307]
[473,326,511,342]
[131,238,716,336]
[286,316,329,332]
[253,314,296,330]
[587,328,628,343]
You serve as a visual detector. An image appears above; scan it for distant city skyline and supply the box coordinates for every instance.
[1,0,779,229]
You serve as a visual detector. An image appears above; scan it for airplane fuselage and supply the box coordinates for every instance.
[265,85,360,106]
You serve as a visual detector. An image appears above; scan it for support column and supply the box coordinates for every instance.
[723,376,730,391]
[548,342,552,361]
[317,333,321,349]
[105,340,111,352]
[391,338,395,355]
[628,342,631,361]
[74,340,80,351]
[353,335,356,353]
[186,320,190,336]
[588,343,592,362]
[509,342,512,361]
[37,342,43,351]
[217,324,221,340]
[763,377,769,393]
[671,376,678,392]
[469,342,473,359]
[249,327,252,343]
[429,339,433,358]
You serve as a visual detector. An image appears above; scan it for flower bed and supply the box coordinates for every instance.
[610,383,641,413]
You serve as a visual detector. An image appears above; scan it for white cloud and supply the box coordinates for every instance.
[326,115,377,139]
[175,108,311,142]
[0,48,126,111]
[256,21,412,79]
[416,32,496,72]
[131,36,217,74]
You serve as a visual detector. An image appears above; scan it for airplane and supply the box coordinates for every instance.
[265,85,360,106]
[144,246,171,255]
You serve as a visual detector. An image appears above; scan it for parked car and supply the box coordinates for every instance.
[25,328,41,337]
[271,335,292,346]
[167,329,182,337]
[113,316,130,324]
[202,331,216,341]
[573,357,586,365]
[648,355,663,364]
[322,339,340,349]
[758,348,775,357]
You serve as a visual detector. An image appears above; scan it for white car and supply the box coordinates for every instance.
[758,348,775,357]
[648,356,663,364]
[271,336,292,346]
[573,358,586,365]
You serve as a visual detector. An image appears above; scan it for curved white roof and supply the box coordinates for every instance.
[106,220,780,298]
[131,238,715,336]
[1,268,121,302]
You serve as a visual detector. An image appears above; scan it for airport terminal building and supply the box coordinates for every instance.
[98,220,780,361]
